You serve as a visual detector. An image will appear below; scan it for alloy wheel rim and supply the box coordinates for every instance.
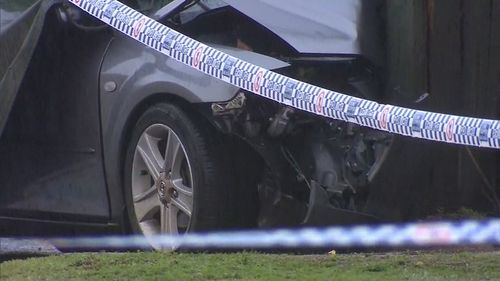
[131,124,194,245]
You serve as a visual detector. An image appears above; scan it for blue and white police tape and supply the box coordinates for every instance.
[69,0,500,149]
[48,219,500,250]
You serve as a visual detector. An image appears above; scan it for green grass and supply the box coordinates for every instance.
[1,251,499,281]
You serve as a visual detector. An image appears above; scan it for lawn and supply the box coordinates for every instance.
[1,251,499,281]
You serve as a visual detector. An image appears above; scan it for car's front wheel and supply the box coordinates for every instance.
[123,103,241,249]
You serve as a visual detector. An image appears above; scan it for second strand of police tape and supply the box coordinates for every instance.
[47,219,500,249]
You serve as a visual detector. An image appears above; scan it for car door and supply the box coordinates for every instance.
[0,0,113,223]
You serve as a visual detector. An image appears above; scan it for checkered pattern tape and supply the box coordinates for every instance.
[49,219,500,249]
[69,0,500,149]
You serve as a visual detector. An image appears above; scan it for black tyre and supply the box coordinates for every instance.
[123,103,245,248]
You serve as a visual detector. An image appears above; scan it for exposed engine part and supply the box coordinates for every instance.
[171,0,393,226]
[267,107,294,137]
[211,92,246,115]
[280,145,311,189]
[193,18,393,226]
[242,113,262,138]
[205,84,391,226]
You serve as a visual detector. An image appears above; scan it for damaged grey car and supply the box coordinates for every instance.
[0,0,391,247]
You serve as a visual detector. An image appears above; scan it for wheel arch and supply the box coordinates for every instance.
[118,92,210,171]
[103,89,209,228]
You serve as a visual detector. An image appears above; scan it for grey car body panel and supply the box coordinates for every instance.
[99,36,290,139]
[99,37,257,141]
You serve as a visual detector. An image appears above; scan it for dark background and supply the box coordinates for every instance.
[366,0,500,220]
